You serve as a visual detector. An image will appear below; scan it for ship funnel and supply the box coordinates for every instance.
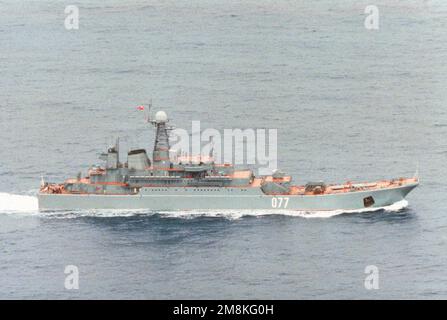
[128,149,150,170]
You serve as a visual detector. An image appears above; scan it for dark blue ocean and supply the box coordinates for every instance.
[1,0,447,299]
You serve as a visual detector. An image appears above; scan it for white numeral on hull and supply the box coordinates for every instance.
[271,197,289,208]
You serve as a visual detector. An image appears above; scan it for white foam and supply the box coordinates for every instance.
[0,192,38,212]
[37,209,148,219]
[157,200,409,220]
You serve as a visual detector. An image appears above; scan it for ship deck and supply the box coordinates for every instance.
[287,177,419,196]
[39,176,418,197]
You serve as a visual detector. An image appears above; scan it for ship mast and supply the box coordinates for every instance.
[150,110,171,176]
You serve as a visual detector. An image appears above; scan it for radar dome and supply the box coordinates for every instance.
[155,111,168,123]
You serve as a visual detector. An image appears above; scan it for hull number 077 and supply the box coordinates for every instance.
[271,197,289,208]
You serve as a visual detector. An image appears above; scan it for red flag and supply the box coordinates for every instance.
[137,105,145,111]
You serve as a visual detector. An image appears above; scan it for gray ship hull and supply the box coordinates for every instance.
[38,182,418,212]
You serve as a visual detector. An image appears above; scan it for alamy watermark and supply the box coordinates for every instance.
[364,265,379,290]
[64,5,79,30]
[64,265,79,290]
[170,121,277,175]
[364,5,379,30]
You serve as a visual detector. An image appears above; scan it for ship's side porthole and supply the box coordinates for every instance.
[363,196,375,207]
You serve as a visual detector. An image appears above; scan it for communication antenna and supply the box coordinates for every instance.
[414,161,420,181]
[209,136,215,159]
[144,99,153,123]
[116,137,120,164]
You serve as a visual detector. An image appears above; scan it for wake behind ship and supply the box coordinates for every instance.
[38,110,418,211]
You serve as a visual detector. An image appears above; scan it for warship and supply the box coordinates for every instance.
[38,110,418,211]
